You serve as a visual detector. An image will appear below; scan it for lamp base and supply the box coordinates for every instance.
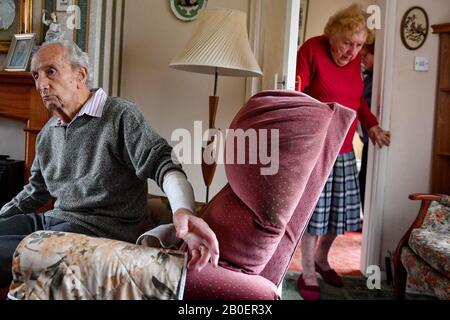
[201,146,217,204]
[201,95,219,204]
[206,186,210,204]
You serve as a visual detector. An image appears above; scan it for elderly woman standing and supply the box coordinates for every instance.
[296,4,390,300]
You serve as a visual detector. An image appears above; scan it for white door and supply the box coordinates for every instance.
[247,0,300,96]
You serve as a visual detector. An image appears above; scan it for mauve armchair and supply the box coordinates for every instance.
[184,91,356,299]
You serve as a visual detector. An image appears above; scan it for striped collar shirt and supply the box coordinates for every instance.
[51,88,108,127]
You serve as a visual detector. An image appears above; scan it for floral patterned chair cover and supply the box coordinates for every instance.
[393,194,450,300]
[8,231,187,300]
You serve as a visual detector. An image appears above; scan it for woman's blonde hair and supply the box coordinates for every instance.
[324,3,374,43]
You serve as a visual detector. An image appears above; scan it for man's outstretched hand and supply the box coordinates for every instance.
[173,208,219,272]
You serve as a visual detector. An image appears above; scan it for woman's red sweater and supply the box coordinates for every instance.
[296,35,379,154]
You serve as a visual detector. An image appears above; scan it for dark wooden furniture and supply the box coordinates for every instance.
[0,158,25,207]
[431,23,450,194]
[148,194,205,213]
[0,71,52,182]
[0,71,51,298]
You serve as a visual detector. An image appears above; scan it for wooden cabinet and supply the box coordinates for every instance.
[0,72,52,183]
[431,23,450,194]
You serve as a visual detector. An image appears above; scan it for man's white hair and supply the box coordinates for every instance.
[36,40,93,87]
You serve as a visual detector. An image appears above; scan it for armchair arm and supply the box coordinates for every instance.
[407,194,442,229]
[8,231,187,300]
[408,193,441,202]
[395,194,441,253]
[393,193,442,299]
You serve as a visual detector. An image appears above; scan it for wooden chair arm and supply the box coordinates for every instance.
[407,194,442,230]
[408,193,442,202]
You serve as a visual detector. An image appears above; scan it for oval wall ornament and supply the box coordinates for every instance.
[170,0,208,22]
[400,6,429,50]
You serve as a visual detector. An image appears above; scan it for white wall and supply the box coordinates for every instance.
[0,119,25,160]
[381,0,450,258]
[121,0,251,202]
[304,0,375,41]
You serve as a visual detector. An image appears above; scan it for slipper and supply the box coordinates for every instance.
[297,274,321,300]
[315,263,344,287]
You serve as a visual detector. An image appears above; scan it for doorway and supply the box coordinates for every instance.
[248,0,394,276]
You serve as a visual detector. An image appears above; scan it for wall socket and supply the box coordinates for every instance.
[414,56,430,72]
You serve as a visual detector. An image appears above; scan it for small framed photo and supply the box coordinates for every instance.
[0,0,33,54]
[56,0,72,12]
[4,33,36,72]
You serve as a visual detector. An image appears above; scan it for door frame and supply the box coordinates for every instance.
[360,0,396,275]
[246,0,264,98]
[283,0,300,91]
[246,0,300,96]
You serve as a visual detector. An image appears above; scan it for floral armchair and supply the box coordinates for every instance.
[393,193,450,300]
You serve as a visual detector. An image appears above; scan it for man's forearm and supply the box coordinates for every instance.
[136,170,196,248]
[162,170,196,215]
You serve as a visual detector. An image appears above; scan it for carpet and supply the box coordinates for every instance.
[288,232,363,276]
[282,272,437,300]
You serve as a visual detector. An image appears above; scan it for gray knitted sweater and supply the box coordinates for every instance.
[0,97,183,243]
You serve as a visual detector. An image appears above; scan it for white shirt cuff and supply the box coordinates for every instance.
[162,170,196,215]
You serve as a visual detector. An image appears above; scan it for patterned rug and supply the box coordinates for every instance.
[282,272,437,300]
[288,231,363,276]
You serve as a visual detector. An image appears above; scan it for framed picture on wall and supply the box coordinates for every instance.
[0,0,33,53]
[4,33,36,71]
[400,6,429,50]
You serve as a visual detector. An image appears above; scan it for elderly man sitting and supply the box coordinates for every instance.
[0,40,219,294]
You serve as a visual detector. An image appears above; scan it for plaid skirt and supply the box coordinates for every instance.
[307,151,361,236]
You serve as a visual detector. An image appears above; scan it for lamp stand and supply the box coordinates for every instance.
[201,71,219,203]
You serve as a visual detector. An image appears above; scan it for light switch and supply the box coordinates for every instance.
[414,56,430,72]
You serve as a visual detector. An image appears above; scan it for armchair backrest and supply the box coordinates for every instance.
[261,100,356,286]
[201,91,356,286]
[422,196,450,234]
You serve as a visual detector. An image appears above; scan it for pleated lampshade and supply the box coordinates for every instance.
[170,8,262,77]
